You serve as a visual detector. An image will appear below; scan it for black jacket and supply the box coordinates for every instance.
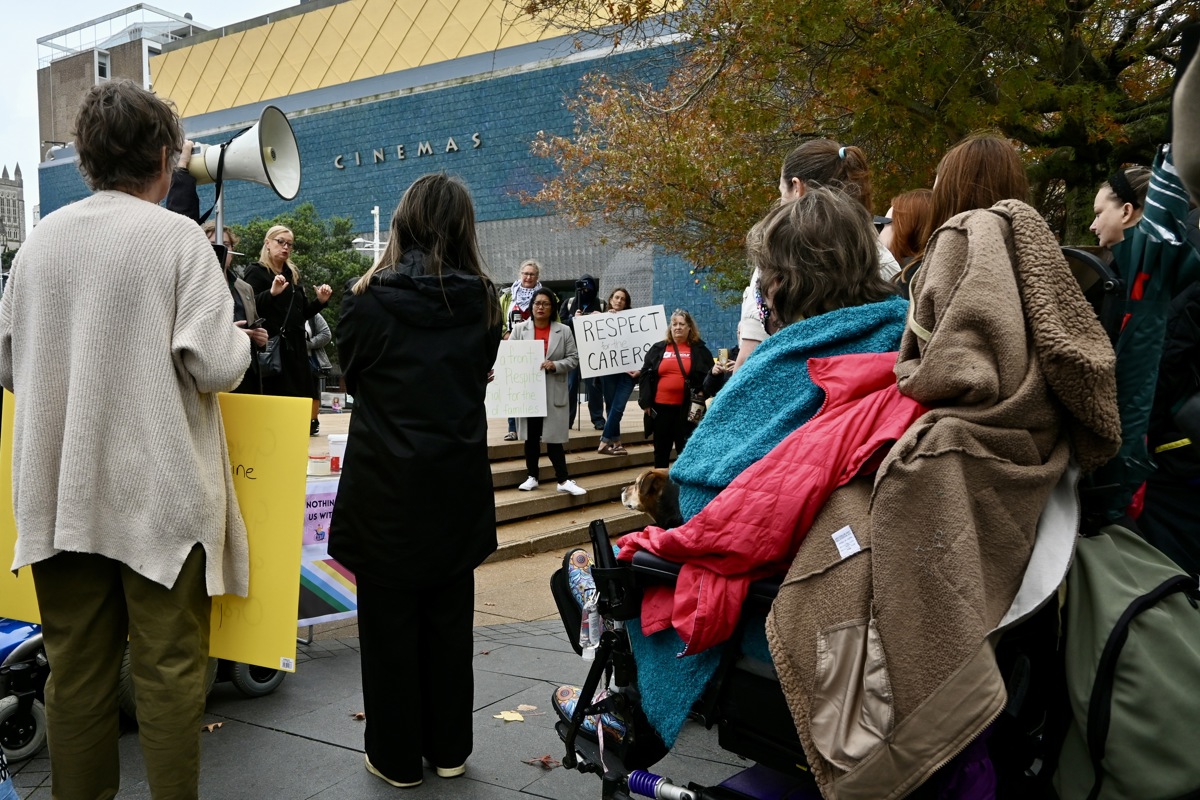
[243,262,327,398]
[328,250,502,588]
[638,339,714,409]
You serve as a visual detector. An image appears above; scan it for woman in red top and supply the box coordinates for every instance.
[638,310,714,468]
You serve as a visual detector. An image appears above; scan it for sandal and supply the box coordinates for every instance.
[608,443,628,456]
[503,431,518,441]
[597,441,614,454]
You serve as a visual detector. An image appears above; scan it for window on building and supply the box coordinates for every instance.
[97,51,110,80]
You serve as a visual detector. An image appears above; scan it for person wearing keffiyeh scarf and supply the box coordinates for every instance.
[500,259,545,439]
[501,259,543,336]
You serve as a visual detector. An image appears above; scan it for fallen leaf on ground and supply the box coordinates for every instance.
[484,602,495,606]
[349,711,365,720]
[494,710,525,722]
[202,722,223,733]
[479,650,491,655]
[516,704,538,712]
[523,754,561,770]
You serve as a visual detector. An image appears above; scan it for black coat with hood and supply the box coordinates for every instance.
[329,249,502,588]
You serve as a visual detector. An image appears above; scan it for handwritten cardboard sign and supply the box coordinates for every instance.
[0,391,310,673]
[573,305,667,378]
[485,339,548,418]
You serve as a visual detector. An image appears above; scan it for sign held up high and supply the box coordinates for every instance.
[574,305,667,379]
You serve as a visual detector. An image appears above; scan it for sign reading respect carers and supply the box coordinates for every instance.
[574,305,667,379]
[485,339,548,418]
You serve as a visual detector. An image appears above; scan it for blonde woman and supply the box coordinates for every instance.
[243,225,332,431]
[637,310,714,468]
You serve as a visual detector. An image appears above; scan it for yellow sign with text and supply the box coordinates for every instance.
[0,391,310,672]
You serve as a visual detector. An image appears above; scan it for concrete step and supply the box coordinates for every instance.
[489,501,653,563]
[491,443,655,488]
[494,464,648,524]
[486,428,649,461]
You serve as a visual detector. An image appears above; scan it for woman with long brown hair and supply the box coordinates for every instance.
[896,133,1030,293]
[330,174,502,788]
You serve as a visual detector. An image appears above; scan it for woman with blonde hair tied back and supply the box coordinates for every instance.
[243,224,333,432]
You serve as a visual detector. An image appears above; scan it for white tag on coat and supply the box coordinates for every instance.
[832,526,862,560]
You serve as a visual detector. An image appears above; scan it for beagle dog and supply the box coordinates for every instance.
[620,468,683,528]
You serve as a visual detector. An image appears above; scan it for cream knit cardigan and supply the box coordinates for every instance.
[0,191,253,596]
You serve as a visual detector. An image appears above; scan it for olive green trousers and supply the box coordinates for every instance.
[32,545,210,800]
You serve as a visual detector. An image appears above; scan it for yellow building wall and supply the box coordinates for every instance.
[151,0,570,117]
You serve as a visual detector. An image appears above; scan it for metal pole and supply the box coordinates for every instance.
[371,205,381,263]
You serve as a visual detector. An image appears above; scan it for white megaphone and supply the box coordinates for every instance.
[187,105,300,200]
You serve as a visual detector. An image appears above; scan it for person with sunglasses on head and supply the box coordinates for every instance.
[244,226,333,433]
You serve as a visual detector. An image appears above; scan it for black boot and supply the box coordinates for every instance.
[310,419,320,437]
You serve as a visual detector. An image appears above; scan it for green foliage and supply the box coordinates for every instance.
[231,203,372,365]
[1,247,15,274]
[519,0,1191,289]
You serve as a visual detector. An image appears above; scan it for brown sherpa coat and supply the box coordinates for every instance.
[766,200,1121,799]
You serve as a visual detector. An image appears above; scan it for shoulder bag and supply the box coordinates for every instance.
[257,286,295,379]
[672,344,706,425]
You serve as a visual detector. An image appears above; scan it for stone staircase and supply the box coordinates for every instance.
[312,402,655,564]
[486,418,655,563]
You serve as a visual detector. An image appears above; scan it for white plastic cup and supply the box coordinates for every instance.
[328,434,348,472]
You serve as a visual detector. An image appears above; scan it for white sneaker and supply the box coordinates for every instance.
[518,476,539,491]
[557,480,587,496]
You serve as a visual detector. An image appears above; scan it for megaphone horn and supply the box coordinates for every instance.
[187,105,301,201]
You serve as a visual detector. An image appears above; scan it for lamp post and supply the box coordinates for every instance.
[351,206,385,264]
[371,205,381,263]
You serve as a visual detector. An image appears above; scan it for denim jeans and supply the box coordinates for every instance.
[0,778,16,800]
[600,373,635,442]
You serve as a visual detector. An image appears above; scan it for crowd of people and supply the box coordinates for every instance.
[0,65,1198,799]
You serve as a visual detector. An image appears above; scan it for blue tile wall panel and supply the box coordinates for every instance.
[37,47,741,342]
[652,251,741,353]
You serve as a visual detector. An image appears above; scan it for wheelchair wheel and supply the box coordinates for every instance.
[0,695,47,761]
[229,662,286,698]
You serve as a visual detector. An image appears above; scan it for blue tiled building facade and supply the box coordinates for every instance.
[38,44,741,349]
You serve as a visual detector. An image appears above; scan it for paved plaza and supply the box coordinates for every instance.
[7,618,747,798]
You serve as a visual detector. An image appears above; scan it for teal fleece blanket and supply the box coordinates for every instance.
[631,295,908,746]
[672,296,910,521]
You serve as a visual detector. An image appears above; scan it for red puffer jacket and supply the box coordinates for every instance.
[618,351,927,655]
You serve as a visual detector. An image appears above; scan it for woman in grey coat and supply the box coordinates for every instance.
[510,287,587,495]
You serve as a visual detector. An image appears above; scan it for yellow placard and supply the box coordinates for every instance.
[0,391,310,673]
[0,393,39,624]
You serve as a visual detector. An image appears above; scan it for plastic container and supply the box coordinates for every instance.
[307,455,331,476]
[328,434,348,472]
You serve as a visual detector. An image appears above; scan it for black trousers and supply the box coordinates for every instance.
[652,402,691,468]
[524,416,569,482]
[356,570,475,783]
